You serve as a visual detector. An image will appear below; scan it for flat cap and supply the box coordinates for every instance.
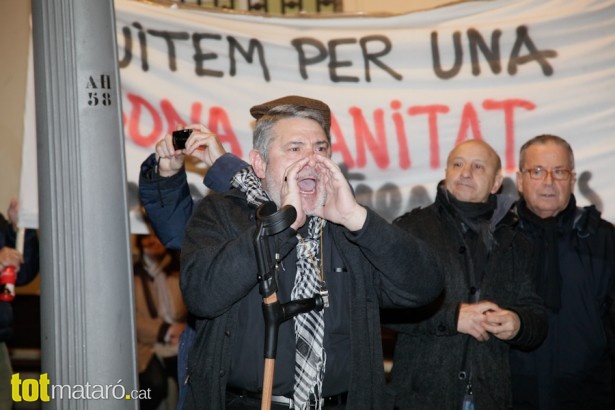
[250,95,331,131]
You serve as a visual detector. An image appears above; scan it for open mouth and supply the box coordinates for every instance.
[298,177,318,194]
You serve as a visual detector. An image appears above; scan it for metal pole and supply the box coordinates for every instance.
[31,0,137,408]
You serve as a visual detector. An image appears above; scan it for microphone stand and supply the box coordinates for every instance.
[254,202,324,410]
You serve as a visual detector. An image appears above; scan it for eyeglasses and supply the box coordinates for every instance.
[521,167,573,181]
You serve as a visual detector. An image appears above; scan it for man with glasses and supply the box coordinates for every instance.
[510,134,615,409]
[389,140,547,409]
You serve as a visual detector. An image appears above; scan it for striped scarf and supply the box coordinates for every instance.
[231,166,326,409]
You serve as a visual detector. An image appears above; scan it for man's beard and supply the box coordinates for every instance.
[264,169,327,216]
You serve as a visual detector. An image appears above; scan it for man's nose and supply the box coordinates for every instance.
[460,165,472,177]
[543,170,555,184]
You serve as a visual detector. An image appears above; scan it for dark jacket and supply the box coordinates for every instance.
[0,214,39,342]
[139,153,247,250]
[510,196,615,410]
[388,189,547,410]
[180,188,444,410]
[138,153,248,410]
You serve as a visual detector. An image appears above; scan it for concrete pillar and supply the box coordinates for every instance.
[31,0,137,408]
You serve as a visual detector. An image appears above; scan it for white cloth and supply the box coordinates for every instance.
[143,254,176,325]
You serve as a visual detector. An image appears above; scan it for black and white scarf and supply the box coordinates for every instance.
[231,166,326,409]
[231,166,271,206]
[291,216,326,409]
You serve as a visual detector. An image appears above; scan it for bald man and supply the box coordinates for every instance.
[389,140,548,410]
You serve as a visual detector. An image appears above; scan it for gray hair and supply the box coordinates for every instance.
[253,104,330,163]
[519,134,575,170]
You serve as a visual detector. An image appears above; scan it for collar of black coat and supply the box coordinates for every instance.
[516,194,577,235]
[436,182,516,230]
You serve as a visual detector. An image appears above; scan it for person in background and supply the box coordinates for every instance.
[139,125,245,250]
[389,140,547,409]
[510,134,615,410]
[0,198,39,410]
[179,95,443,409]
[139,124,245,410]
[134,230,187,410]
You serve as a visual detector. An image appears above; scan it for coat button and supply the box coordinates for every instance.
[459,246,466,254]
[225,330,231,337]
[219,370,225,377]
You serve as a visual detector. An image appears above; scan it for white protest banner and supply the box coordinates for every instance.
[20,0,615,232]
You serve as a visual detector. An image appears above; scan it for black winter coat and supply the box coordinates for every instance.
[389,191,547,410]
[179,188,444,410]
[510,197,615,410]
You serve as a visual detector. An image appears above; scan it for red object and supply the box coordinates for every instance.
[0,266,16,302]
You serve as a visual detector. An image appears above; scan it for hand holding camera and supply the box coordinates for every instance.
[155,125,227,177]
[172,129,192,150]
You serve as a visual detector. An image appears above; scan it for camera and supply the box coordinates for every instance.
[172,129,193,150]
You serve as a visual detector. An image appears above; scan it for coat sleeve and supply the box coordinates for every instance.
[381,297,462,337]
[180,194,296,319]
[342,208,444,309]
[139,153,194,250]
[381,209,472,337]
[139,153,249,250]
[502,237,548,350]
[203,153,249,192]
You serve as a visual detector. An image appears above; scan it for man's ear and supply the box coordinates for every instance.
[515,171,524,196]
[569,172,577,193]
[249,149,266,179]
[490,173,504,194]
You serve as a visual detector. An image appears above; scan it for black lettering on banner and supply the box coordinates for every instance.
[468,28,502,76]
[328,38,359,82]
[432,25,558,79]
[432,30,463,79]
[118,23,271,80]
[116,22,558,84]
[292,37,328,79]
[193,33,224,77]
[119,22,149,71]
[147,30,190,71]
[293,36,401,82]
[360,35,402,82]
[228,36,271,81]
[135,23,149,71]
[120,22,186,72]
[118,26,133,69]
[508,25,557,75]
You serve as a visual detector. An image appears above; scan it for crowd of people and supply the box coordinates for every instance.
[135,95,615,410]
[1,93,611,410]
